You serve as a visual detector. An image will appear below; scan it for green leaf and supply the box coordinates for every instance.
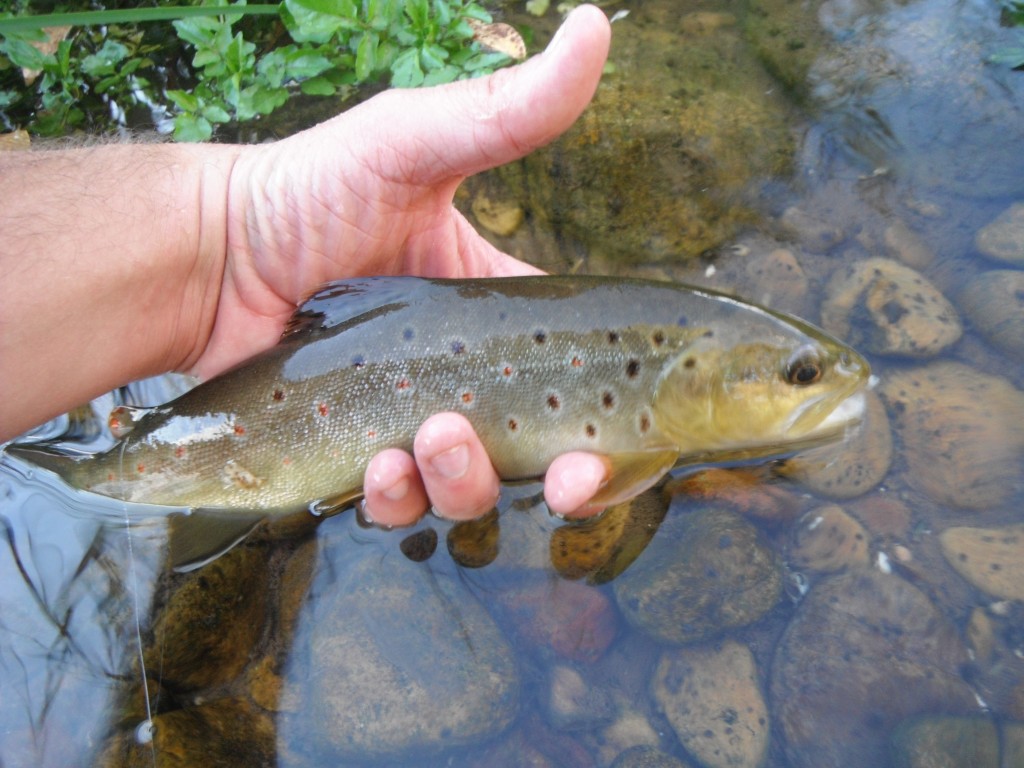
[300,74,335,94]
[174,113,213,142]
[422,63,459,86]
[354,31,378,80]
[0,37,46,70]
[290,0,356,15]
[420,42,448,70]
[0,89,18,108]
[80,39,129,77]
[201,103,232,123]
[166,88,199,111]
[405,0,430,29]
[390,47,423,87]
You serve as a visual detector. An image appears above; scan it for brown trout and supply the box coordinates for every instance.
[7,276,869,565]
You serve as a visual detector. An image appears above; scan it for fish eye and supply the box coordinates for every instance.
[784,348,823,386]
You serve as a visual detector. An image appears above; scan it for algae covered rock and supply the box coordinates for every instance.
[284,551,519,761]
[940,524,1024,601]
[879,362,1024,509]
[614,507,782,645]
[821,258,961,357]
[772,570,976,768]
[491,6,796,267]
[976,203,1024,265]
[960,269,1024,358]
[652,641,769,768]
[891,716,1000,768]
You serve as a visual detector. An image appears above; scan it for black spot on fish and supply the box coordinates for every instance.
[683,357,696,369]
[639,413,651,433]
[507,418,519,432]
[272,389,285,401]
[403,327,415,341]
[626,359,641,378]
[534,330,547,344]
[451,340,466,355]
[602,391,615,409]
[607,331,620,344]
[547,394,561,410]
[652,330,666,346]
[585,423,597,438]
[352,354,366,368]
[702,330,714,338]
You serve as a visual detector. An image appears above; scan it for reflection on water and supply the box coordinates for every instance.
[3,0,1024,764]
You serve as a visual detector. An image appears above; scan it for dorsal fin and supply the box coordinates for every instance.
[282,277,428,340]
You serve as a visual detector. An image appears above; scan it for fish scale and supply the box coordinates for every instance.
[6,275,870,568]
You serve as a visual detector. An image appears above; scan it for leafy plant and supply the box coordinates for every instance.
[0,0,513,141]
[992,0,1024,69]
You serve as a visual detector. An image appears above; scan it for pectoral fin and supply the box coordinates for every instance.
[551,482,670,584]
[586,449,679,508]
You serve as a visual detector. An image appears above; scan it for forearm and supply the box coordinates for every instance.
[0,142,238,440]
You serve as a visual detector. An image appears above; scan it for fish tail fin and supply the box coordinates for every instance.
[4,442,94,487]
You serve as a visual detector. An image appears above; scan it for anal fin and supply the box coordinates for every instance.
[167,509,269,573]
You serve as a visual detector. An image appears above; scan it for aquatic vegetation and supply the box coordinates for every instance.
[0,0,515,140]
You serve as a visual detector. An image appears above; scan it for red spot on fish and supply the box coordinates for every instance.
[571,356,584,367]
[367,430,377,438]
[136,463,145,474]
[397,378,411,390]
[508,418,518,431]
[640,413,651,433]
[462,392,474,404]
[282,456,292,466]
[107,472,115,482]
[234,424,246,436]
[174,445,186,459]
[317,402,329,417]
[503,366,513,377]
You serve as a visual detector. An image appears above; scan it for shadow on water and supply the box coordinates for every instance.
[3,0,1024,764]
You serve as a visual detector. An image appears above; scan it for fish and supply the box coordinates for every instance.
[6,276,870,568]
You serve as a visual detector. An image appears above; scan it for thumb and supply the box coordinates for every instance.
[339,4,612,181]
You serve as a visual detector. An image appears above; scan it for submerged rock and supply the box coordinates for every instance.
[959,269,1024,358]
[285,552,519,761]
[614,507,782,645]
[789,504,871,573]
[976,203,1024,265]
[652,641,769,768]
[939,524,1024,601]
[821,258,962,357]
[890,716,1000,768]
[771,570,976,768]
[611,745,693,768]
[879,362,1024,509]
[492,4,796,267]
[781,388,892,499]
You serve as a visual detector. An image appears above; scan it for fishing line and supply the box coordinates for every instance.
[117,439,156,764]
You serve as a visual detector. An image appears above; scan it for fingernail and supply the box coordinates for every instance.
[382,476,409,501]
[429,442,470,479]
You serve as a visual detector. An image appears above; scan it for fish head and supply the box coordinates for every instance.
[653,319,870,462]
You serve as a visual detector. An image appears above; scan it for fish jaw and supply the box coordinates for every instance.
[652,336,871,462]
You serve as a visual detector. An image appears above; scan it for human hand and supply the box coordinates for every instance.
[190,6,612,527]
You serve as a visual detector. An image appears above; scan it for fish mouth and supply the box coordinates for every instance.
[784,389,867,440]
